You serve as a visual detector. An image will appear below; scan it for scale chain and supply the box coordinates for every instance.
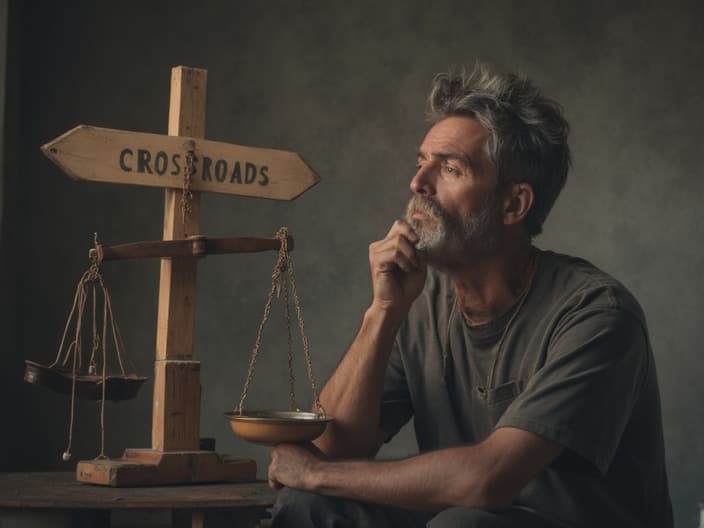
[283,273,298,411]
[181,143,195,226]
[286,245,322,414]
[235,227,324,416]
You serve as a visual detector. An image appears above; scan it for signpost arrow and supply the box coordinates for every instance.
[42,125,320,200]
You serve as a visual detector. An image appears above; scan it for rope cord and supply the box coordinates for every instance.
[104,283,128,376]
[52,271,87,369]
[56,235,131,461]
[88,286,98,374]
[62,332,78,462]
[51,273,86,369]
[97,290,108,459]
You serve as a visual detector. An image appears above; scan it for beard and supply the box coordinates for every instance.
[404,193,500,264]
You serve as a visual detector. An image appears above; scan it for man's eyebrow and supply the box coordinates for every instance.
[417,149,476,169]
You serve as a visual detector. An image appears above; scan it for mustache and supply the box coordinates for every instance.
[406,195,445,219]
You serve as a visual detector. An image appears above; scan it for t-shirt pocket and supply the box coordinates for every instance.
[485,380,522,425]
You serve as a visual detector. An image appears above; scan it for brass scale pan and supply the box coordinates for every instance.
[24,360,147,402]
[225,410,334,445]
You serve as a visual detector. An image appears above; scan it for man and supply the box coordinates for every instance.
[268,64,673,527]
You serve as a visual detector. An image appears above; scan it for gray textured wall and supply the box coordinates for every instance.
[0,0,7,222]
[5,1,703,525]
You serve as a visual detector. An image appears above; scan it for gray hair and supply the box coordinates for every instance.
[427,63,571,237]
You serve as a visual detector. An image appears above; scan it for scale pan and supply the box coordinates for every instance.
[224,410,334,445]
[24,360,147,402]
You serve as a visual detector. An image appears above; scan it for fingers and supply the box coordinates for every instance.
[370,220,422,273]
[372,238,419,273]
[268,444,317,491]
[388,218,419,242]
[268,449,282,490]
[384,219,420,250]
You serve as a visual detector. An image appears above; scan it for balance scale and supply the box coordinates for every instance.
[23,66,332,487]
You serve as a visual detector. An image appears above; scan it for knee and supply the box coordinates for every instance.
[274,486,326,510]
[271,487,346,528]
[427,507,510,528]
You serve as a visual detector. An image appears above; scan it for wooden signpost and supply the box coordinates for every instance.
[41,66,319,487]
[43,126,317,200]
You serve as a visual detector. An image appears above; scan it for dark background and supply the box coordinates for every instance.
[1,1,702,525]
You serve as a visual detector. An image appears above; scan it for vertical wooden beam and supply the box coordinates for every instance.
[158,66,206,358]
[153,66,207,451]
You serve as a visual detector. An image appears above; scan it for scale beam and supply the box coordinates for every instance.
[91,235,294,261]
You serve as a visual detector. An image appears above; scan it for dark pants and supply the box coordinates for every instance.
[271,488,561,527]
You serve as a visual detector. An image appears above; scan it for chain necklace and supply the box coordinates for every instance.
[444,248,540,400]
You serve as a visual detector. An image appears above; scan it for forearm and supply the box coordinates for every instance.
[314,219,426,458]
[271,430,560,510]
[306,445,500,512]
[314,303,405,459]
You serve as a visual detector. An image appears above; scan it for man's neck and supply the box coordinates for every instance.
[446,240,536,326]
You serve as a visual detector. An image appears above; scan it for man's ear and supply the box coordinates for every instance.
[502,182,534,226]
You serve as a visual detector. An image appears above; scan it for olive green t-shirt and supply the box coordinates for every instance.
[380,249,672,528]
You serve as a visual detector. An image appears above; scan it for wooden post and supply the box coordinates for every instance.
[152,66,206,451]
[75,67,256,486]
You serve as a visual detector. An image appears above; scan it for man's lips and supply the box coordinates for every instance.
[411,211,431,221]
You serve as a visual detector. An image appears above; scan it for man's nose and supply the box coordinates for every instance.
[410,165,435,196]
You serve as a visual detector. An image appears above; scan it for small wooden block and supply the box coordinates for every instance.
[76,450,256,487]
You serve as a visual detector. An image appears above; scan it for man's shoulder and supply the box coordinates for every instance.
[536,249,646,324]
[410,249,649,330]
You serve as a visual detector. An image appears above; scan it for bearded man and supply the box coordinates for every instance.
[268,65,673,528]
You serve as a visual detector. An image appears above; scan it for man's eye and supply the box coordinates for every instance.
[444,165,459,175]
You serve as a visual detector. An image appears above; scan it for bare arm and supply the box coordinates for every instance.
[313,220,426,459]
[271,427,561,511]
[312,304,401,459]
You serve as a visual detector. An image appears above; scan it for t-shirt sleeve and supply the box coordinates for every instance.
[379,337,414,442]
[496,307,649,475]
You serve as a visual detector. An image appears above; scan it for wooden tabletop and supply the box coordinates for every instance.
[0,472,277,510]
